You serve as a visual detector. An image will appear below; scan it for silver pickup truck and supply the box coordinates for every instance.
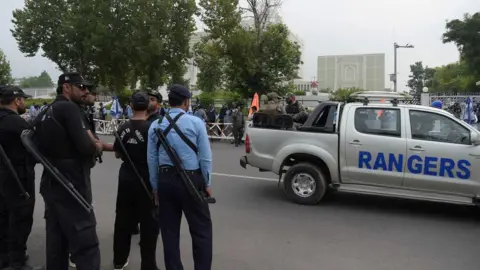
[240,94,480,206]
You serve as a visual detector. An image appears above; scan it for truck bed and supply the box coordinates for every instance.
[245,125,339,174]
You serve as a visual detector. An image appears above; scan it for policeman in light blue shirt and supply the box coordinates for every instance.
[147,84,213,270]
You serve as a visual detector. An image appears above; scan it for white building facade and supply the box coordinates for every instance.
[317,53,385,91]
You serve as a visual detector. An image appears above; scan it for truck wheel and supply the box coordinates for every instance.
[284,162,327,205]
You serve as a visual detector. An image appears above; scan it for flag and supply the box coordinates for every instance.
[110,96,123,119]
[249,93,259,117]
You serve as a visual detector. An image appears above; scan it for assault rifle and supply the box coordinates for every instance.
[20,130,93,212]
[154,128,216,204]
[0,144,30,199]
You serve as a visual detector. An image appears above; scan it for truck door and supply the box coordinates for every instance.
[343,106,406,187]
[403,109,480,197]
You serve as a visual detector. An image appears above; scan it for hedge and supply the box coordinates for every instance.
[195,91,246,108]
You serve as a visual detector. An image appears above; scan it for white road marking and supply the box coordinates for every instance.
[212,172,277,182]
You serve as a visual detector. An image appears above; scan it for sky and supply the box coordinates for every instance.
[1,0,479,92]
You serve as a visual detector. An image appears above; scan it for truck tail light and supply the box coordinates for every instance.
[245,134,251,153]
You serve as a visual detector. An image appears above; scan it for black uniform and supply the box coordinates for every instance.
[34,95,100,270]
[147,112,161,125]
[113,120,159,270]
[0,108,35,269]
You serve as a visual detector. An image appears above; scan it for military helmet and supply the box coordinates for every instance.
[267,92,280,101]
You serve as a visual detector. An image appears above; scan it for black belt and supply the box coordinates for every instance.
[158,165,201,175]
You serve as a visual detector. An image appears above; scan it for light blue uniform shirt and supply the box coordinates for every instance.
[147,108,213,191]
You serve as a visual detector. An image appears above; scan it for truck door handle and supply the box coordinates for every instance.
[349,140,362,145]
[469,153,480,158]
[409,146,425,151]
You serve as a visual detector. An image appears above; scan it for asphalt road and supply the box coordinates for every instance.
[25,138,480,270]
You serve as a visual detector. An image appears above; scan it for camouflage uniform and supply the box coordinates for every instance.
[259,92,286,115]
[284,93,304,115]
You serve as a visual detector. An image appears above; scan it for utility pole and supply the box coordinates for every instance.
[393,42,414,92]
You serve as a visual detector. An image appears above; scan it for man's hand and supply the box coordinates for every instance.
[153,191,159,207]
[102,142,114,152]
[95,142,103,153]
[205,186,213,198]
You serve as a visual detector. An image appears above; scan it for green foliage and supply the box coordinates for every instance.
[0,49,13,85]
[195,0,302,98]
[11,0,197,93]
[196,90,244,107]
[116,88,134,107]
[292,90,305,96]
[329,88,363,102]
[432,61,480,93]
[442,12,480,75]
[19,71,54,88]
[25,98,53,107]
[194,41,227,92]
[406,62,435,93]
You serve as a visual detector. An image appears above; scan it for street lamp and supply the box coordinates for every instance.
[422,87,428,93]
[393,42,414,92]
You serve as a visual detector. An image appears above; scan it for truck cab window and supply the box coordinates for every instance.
[409,110,470,145]
[354,108,401,137]
[313,105,337,129]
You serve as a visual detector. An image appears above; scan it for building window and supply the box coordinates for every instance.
[345,66,356,81]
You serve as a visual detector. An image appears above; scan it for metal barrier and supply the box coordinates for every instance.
[94,119,236,140]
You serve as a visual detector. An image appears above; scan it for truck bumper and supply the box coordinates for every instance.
[240,156,248,169]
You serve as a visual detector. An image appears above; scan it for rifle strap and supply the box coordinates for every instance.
[156,113,198,155]
[165,114,198,154]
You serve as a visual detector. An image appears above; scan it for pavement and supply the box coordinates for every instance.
[25,138,480,270]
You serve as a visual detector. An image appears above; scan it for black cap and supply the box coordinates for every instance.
[58,72,93,87]
[147,91,163,102]
[0,85,32,99]
[131,91,149,107]
[168,84,191,99]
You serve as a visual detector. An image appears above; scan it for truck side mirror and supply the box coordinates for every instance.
[471,131,480,146]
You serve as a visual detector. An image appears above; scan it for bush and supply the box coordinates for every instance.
[25,98,54,107]
[196,90,245,107]
[293,90,306,96]
[329,87,364,102]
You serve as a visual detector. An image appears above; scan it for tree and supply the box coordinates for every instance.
[0,49,13,85]
[135,0,197,90]
[406,61,437,93]
[11,0,104,81]
[196,0,302,97]
[443,12,480,75]
[194,41,227,92]
[11,0,197,93]
[20,71,54,88]
[432,61,479,93]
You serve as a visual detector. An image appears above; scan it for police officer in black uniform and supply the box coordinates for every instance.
[146,91,163,124]
[113,92,159,270]
[34,72,102,270]
[0,86,42,270]
[147,85,213,270]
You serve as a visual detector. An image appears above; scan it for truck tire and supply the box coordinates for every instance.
[283,162,327,205]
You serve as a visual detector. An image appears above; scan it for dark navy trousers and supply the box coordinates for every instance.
[157,168,212,270]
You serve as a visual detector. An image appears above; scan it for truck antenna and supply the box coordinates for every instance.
[391,98,399,106]
[362,97,369,106]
